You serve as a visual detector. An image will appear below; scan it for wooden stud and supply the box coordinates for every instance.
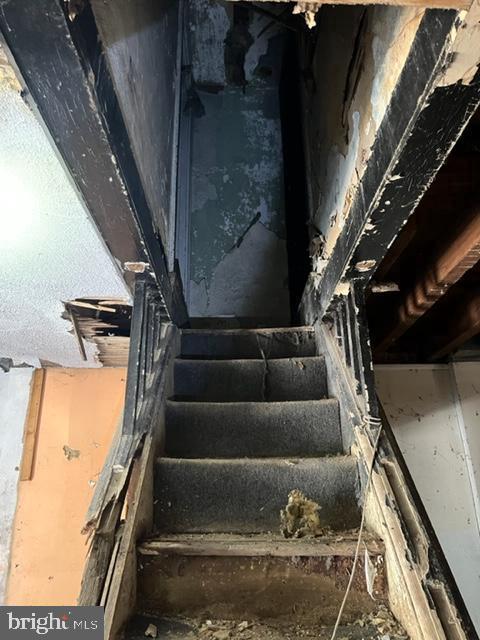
[20,368,45,481]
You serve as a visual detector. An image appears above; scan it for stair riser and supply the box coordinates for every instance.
[174,357,328,402]
[154,457,360,533]
[181,329,316,360]
[165,400,343,457]
[137,553,387,624]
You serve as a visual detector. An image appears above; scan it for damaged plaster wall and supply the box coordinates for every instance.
[302,6,424,272]
[90,0,181,257]
[0,54,129,367]
[376,364,480,634]
[187,1,290,322]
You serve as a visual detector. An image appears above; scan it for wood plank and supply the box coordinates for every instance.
[104,433,156,640]
[229,0,470,7]
[19,368,45,481]
[139,534,385,557]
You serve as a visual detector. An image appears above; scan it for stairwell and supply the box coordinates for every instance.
[124,327,407,639]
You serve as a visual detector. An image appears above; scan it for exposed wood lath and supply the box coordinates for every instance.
[63,299,132,367]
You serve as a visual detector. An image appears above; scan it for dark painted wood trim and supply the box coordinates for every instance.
[0,0,189,326]
[316,296,479,639]
[302,9,480,318]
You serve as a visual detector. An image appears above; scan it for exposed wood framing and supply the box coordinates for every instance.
[19,369,45,481]
[300,7,480,324]
[374,208,480,354]
[103,433,156,640]
[429,292,480,360]
[0,2,188,326]
[230,0,470,8]
[64,299,132,367]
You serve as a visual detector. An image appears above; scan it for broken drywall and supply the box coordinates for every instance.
[187,2,289,321]
[0,69,129,367]
[438,1,480,87]
[302,6,424,270]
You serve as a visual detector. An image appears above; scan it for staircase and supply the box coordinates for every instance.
[126,327,405,639]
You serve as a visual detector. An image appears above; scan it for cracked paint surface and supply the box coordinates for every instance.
[188,2,289,320]
[303,6,423,270]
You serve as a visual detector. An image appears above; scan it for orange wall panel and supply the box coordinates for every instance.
[7,368,126,606]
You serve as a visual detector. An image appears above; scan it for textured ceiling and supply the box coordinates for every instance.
[0,77,130,367]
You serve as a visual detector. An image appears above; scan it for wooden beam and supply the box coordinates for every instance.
[374,207,480,354]
[229,0,470,8]
[20,369,45,481]
[428,292,480,360]
[301,9,480,325]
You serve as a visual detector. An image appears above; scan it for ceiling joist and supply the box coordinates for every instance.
[374,208,480,355]
[429,292,480,360]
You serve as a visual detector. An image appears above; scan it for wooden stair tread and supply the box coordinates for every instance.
[139,532,384,557]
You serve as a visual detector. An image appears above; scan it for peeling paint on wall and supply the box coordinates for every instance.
[303,6,424,273]
[190,220,289,320]
[188,1,289,321]
[437,1,480,87]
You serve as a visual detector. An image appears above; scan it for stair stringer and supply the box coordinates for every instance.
[309,307,476,640]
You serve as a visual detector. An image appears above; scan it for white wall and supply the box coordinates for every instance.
[376,363,480,634]
[0,368,33,603]
[0,59,129,367]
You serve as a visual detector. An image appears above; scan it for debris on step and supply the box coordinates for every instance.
[128,614,410,639]
[357,605,409,639]
[144,623,157,638]
[280,489,327,538]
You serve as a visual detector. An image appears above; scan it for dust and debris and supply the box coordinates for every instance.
[63,445,80,461]
[355,260,376,273]
[144,614,410,639]
[144,623,158,638]
[124,261,149,273]
[0,44,22,93]
[355,605,408,639]
[280,490,326,538]
[66,0,85,21]
[292,3,319,29]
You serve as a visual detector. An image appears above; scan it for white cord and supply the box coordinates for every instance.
[329,415,383,640]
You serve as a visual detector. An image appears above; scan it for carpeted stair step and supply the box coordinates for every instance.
[135,534,387,625]
[180,327,316,360]
[173,356,327,402]
[165,399,342,458]
[154,456,360,533]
